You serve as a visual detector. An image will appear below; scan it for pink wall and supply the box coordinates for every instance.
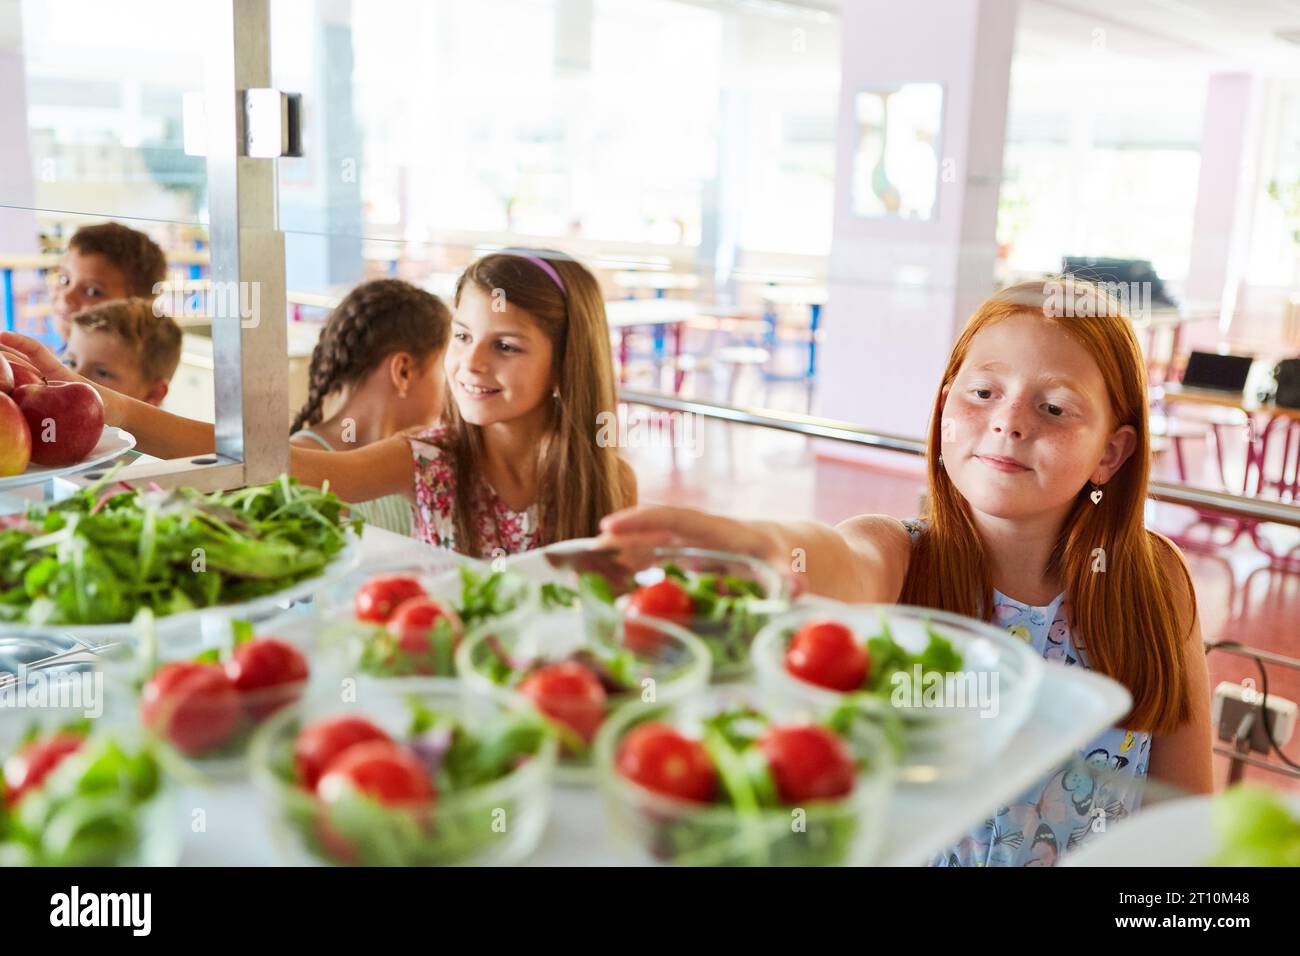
[816,0,1018,455]
[1184,73,1255,352]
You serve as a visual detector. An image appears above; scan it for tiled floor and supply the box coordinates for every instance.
[620,398,1300,798]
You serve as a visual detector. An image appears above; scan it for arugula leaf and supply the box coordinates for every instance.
[578,572,615,606]
[540,582,578,609]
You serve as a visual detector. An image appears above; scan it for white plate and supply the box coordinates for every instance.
[0,531,361,650]
[0,426,137,491]
[1062,792,1300,867]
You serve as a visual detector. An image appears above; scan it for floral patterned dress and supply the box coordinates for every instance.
[407,425,542,558]
[899,519,1152,867]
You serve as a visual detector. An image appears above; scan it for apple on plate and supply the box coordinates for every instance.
[13,381,104,467]
[0,392,32,476]
[0,348,43,392]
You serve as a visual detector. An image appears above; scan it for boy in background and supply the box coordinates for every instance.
[62,298,182,407]
[51,221,168,343]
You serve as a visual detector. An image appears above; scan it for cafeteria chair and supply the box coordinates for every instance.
[716,345,772,405]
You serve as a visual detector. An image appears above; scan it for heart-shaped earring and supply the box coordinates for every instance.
[1089,483,1103,505]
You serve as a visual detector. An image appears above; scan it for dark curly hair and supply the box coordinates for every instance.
[290,279,452,435]
[68,222,168,298]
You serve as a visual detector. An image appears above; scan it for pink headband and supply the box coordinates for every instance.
[505,249,566,295]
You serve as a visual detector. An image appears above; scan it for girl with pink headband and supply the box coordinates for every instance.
[1,248,636,557]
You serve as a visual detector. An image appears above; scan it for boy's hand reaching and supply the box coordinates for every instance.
[0,331,80,386]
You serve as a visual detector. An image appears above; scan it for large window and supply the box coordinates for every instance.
[998,59,1205,284]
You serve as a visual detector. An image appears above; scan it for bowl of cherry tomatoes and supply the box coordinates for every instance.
[456,605,711,784]
[752,603,1044,782]
[315,558,537,681]
[594,685,895,866]
[249,677,557,866]
[527,541,791,681]
[98,615,314,780]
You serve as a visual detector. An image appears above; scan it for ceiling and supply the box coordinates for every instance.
[737,0,1300,75]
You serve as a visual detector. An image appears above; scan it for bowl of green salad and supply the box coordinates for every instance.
[0,472,361,645]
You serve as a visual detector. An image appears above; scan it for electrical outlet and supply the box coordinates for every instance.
[1212,681,1297,753]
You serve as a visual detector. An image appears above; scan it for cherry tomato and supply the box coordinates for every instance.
[517,662,607,744]
[756,724,856,803]
[139,661,241,756]
[624,578,694,655]
[316,740,435,805]
[354,575,427,623]
[2,732,84,805]
[615,722,716,803]
[294,715,391,790]
[224,638,309,719]
[784,619,869,692]
[386,597,462,670]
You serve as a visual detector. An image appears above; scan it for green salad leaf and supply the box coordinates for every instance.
[1208,784,1300,866]
[0,473,360,626]
[540,582,578,609]
[861,619,964,696]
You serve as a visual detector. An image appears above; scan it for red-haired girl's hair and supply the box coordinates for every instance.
[900,279,1194,734]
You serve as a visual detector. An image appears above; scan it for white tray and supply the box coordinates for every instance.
[0,425,136,491]
[165,661,1129,866]
[155,528,1135,866]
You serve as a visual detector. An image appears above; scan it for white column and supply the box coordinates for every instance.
[816,0,1018,469]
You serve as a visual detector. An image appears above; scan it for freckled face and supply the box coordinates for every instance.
[939,314,1120,521]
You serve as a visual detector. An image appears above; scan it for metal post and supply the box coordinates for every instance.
[81,0,289,493]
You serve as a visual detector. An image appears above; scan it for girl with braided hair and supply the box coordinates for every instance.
[2,250,638,559]
[289,279,451,535]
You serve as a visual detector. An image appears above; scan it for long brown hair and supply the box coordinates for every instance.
[441,250,632,556]
[900,279,1194,734]
[291,279,451,434]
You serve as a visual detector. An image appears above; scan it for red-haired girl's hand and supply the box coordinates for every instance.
[596,505,783,569]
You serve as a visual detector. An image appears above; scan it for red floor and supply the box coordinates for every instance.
[622,407,1300,799]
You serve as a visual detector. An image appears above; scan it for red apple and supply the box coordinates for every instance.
[0,354,12,394]
[0,393,32,476]
[13,381,104,467]
[8,361,43,391]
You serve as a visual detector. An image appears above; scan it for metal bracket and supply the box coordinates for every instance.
[243,89,302,158]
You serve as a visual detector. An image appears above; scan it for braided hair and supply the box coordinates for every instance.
[290,279,451,435]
